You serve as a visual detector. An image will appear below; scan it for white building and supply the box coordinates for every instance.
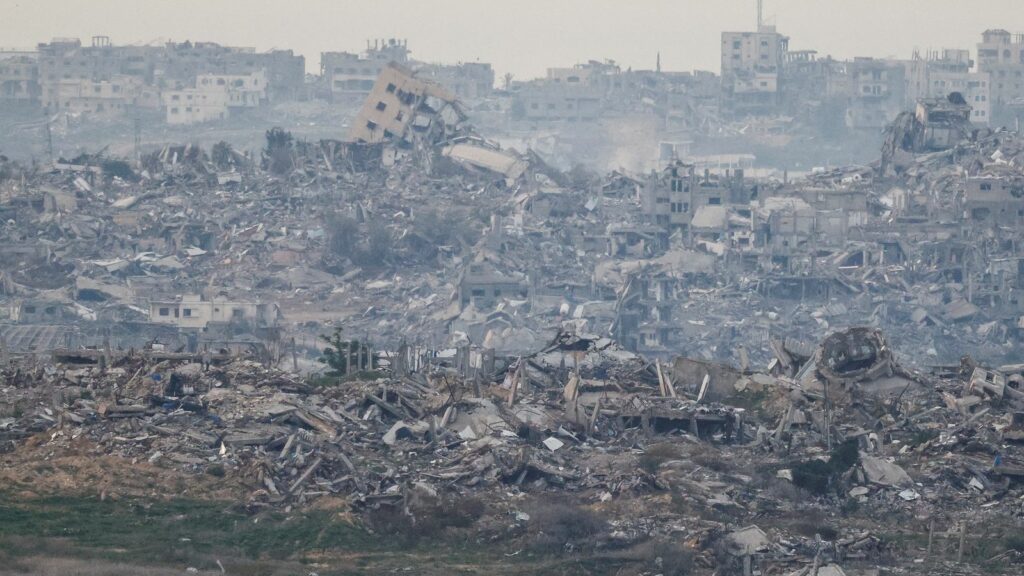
[149,294,278,329]
[163,70,266,125]
[196,70,266,106]
[903,50,991,125]
[163,87,229,124]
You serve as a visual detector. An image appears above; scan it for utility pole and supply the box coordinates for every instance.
[133,113,141,163]
[757,0,763,29]
[44,107,54,164]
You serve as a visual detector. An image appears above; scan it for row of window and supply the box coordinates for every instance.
[158,307,246,318]
[670,179,688,192]
[333,79,375,90]
[529,101,576,110]
[0,66,32,75]
[730,39,772,49]
[170,92,219,102]
[22,305,57,314]
[333,67,376,76]
[199,78,255,87]
[655,196,719,206]
[469,288,525,298]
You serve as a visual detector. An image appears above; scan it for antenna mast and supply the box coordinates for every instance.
[757,0,763,29]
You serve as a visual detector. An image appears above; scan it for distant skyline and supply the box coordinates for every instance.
[4,0,1024,79]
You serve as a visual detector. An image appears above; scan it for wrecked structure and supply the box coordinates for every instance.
[3,54,1024,575]
[347,62,466,145]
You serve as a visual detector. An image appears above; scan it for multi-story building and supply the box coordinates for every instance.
[222,49,304,101]
[0,52,39,103]
[418,62,494,100]
[196,71,266,107]
[347,62,463,143]
[35,37,302,112]
[720,25,789,116]
[321,38,410,98]
[960,175,1024,228]
[641,161,753,242]
[976,29,1024,116]
[514,81,604,122]
[904,49,991,125]
[163,71,266,125]
[843,57,906,130]
[37,37,119,109]
[511,60,625,122]
[53,75,142,116]
[155,41,303,100]
[149,294,278,330]
[163,87,229,125]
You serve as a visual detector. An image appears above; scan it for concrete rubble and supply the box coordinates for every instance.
[2,64,1024,574]
[1,317,1024,573]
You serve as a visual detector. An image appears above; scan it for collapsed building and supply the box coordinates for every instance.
[2,62,1024,574]
[881,93,976,173]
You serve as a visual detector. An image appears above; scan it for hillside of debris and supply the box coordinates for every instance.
[2,326,1024,575]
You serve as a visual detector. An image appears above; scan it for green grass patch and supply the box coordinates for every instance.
[307,370,386,387]
[0,493,386,569]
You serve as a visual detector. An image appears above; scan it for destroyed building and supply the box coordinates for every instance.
[348,62,466,145]
[4,14,1024,576]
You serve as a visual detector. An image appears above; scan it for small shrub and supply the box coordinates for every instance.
[690,450,730,473]
[791,439,860,496]
[365,495,485,544]
[791,516,838,540]
[647,538,694,576]
[829,439,859,472]
[525,500,607,553]
[101,159,138,182]
[418,495,485,531]
[638,443,684,474]
[791,459,832,495]
[910,429,940,446]
[366,504,413,541]
[757,476,810,503]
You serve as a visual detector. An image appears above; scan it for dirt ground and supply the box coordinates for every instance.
[0,434,248,501]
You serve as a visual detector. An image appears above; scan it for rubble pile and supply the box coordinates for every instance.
[5,63,1024,573]
[2,326,1024,573]
[0,337,745,508]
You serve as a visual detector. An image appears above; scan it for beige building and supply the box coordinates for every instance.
[53,75,141,116]
[843,58,906,129]
[976,29,1024,113]
[904,49,991,125]
[960,175,1024,228]
[149,295,278,329]
[0,53,39,102]
[347,62,462,143]
[720,25,788,114]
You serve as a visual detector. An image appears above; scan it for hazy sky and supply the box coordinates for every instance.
[4,0,1024,79]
